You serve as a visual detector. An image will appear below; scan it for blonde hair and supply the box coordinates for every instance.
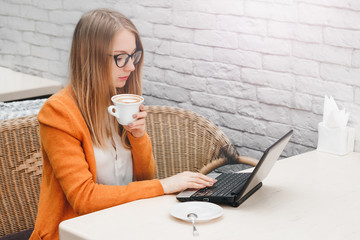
[69,9,144,149]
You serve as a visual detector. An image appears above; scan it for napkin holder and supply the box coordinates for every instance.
[317,122,355,155]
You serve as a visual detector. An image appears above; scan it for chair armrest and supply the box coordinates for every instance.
[199,158,228,175]
[238,156,258,167]
[199,155,259,175]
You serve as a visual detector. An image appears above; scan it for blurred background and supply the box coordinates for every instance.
[1,0,359,159]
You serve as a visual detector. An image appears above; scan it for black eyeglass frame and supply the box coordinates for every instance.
[109,50,143,68]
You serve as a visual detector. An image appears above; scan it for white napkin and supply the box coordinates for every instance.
[322,96,349,128]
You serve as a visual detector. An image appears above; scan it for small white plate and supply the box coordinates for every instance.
[170,202,223,222]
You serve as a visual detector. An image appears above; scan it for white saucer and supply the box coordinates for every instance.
[170,202,223,222]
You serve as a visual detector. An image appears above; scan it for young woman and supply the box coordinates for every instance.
[30,9,216,240]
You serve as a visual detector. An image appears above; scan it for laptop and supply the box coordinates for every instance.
[177,130,293,207]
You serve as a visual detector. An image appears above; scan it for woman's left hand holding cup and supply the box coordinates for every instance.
[123,104,147,138]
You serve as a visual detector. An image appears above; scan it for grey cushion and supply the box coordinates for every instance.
[0,229,33,240]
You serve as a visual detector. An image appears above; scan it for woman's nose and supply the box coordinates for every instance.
[123,58,135,72]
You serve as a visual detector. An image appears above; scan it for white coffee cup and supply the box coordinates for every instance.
[108,94,144,125]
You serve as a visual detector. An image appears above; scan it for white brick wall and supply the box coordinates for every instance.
[1,0,360,159]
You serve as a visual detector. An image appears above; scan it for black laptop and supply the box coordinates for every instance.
[177,130,293,207]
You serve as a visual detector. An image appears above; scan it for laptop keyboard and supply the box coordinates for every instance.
[192,173,250,197]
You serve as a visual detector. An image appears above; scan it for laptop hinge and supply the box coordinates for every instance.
[232,182,263,207]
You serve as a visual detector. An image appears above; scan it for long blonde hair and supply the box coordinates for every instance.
[69,9,144,149]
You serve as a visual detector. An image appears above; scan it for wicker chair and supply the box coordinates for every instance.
[145,105,257,179]
[0,105,257,238]
[0,115,41,239]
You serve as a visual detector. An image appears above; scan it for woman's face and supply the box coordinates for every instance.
[111,29,137,88]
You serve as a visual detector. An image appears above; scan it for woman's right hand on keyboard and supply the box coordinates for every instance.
[159,171,217,194]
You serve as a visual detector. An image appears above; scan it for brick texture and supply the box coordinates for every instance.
[1,0,360,157]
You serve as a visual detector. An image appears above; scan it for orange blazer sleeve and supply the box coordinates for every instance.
[128,132,157,181]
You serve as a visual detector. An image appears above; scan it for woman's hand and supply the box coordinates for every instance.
[123,104,147,138]
[159,171,217,194]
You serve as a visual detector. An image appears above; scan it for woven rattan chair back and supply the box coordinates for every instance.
[145,105,241,179]
[0,106,247,236]
[0,115,42,236]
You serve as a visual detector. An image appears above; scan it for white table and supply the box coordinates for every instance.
[59,151,360,240]
[0,67,62,102]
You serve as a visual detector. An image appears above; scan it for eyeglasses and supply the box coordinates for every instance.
[109,50,143,68]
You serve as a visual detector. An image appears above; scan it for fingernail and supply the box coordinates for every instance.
[132,114,137,118]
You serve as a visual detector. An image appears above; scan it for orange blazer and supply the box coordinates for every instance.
[30,86,164,240]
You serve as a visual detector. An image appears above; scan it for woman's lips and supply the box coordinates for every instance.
[119,76,128,81]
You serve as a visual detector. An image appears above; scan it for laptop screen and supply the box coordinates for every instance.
[238,130,293,199]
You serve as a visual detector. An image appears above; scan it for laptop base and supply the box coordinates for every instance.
[177,182,263,207]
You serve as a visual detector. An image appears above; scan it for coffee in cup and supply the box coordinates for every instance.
[108,94,144,125]
[112,95,142,104]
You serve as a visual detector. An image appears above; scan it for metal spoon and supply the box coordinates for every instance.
[187,213,199,237]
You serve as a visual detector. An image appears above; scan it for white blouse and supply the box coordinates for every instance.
[93,133,133,186]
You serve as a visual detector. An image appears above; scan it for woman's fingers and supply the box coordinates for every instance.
[128,106,146,128]
[186,172,216,187]
[128,118,145,128]
[132,110,147,120]
[124,105,147,138]
[133,104,147,119]
[189,172,217,182]
[139,104,146,111]
[160,172,217,194]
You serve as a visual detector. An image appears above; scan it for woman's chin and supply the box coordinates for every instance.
[114,81,126,89]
